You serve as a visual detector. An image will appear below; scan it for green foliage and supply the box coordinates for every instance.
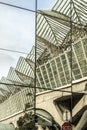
[17,112,35,130]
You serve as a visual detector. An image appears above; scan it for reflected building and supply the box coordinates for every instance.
[0,0,87,130]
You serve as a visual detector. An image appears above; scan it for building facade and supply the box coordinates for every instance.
[0,0,87,129]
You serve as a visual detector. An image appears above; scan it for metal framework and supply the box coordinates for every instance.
[0,0,87,121]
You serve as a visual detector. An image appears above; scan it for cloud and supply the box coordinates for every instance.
[0,5,35,53]
[0,52,15,62]
[0,52,16,78]
[0,0,57,79]
[0,4,35,78]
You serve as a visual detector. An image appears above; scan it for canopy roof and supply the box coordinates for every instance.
[0,0,87,102]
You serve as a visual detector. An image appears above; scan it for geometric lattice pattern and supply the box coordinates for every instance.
[0,0,87,121]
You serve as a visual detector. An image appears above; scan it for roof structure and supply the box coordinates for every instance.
[0,0,86,117]
[36,0,87,90]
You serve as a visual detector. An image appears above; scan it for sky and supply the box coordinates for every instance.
[0,0,57,79]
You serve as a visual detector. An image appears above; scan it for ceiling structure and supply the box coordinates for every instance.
[0,0,87,103]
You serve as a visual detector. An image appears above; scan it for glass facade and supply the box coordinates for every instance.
[0,0,87,130]
[36,37,87,92]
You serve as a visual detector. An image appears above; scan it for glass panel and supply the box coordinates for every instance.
[0,1,35,130]
[0,0,87,130]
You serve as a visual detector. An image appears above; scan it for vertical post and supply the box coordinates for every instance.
[70,0,73,125]
[34,0,37,129]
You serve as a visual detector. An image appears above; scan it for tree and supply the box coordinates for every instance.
[17,112,37,130]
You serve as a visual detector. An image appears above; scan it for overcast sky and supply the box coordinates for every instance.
[0,0,57,79]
